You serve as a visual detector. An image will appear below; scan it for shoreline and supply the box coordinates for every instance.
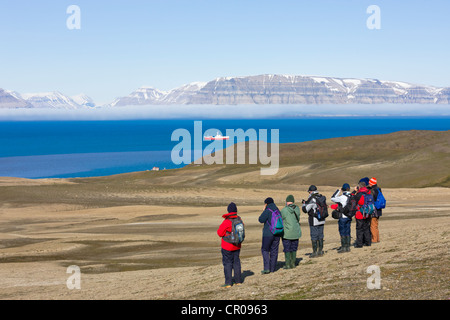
[1,127,449,181]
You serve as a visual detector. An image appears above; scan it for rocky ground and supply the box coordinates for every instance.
[0,179,448,300]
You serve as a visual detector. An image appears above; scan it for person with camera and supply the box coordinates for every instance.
[301,185,327,258]
[331,183,352,253]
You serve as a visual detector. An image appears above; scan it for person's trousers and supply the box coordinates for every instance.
[371,217,380,242]
[310,225,324,241]
[261,235,280,272]
[355,218,371,246]
[221,248,242,286]
[282,238,299,253]
[338,217,352,237]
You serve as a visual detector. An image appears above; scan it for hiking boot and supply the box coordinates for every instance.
[261,270,270,275]
[283,253,291,269]
[291,251,297,268]
[346,236,351,252]
[339,236,351,253]
[310,241,318,258]
[287,251,295,269]
[337,237,345,253]
[318,239,324,257]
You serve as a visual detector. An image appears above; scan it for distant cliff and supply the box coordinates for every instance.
[110,74,450,106]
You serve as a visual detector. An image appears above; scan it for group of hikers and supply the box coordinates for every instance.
[217,176,386,288]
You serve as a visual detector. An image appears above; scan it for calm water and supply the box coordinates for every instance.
[0,118,448,178]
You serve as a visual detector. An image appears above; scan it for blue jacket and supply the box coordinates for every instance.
[369,185,383,216]
[258,202,280,237]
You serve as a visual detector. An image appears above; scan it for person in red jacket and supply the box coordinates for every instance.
[217,202,242,288]
[353,181,372,248]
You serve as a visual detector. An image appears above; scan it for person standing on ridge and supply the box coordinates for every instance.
[302,185,327,258]
[280,195,302,269]
[217,202,243,288]
[331,183,352,253]
[258,197,282,274]
[368,177,384,243]
[352,181,372,248]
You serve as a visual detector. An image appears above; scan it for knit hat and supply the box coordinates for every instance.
[227,202,237,213]
[369,177,377,186]
[342,183,350,191]
[286,195,295,203]
[264,197,274,205]
[308,185,317,192]
[359,177,370,186]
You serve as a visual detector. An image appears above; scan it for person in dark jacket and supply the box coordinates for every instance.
[368,177,382,243]
[352,181,372,248]
[217,202,242,288]
[302,185,326,258]
[258,197,281,274]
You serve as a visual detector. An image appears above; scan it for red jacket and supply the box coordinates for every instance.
[217,212,242,251]
[355,187,370,220]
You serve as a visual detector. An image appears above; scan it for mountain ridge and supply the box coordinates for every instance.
[0,89,95,109]
[106,74,450,106]
[1,74,449,109]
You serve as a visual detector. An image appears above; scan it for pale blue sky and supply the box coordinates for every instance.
[0,0,449,104]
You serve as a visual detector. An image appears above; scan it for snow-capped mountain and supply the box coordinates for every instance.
[108,75,450,106]
[0,89,33,108]
[20,92,82,109]
[1,74,449,109]
[161,82,208,104]
[71,93,96,108]
[107,82,209,107]
[0,90,95,109]
[108,87,168,107]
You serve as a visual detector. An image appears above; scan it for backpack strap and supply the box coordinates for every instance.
[225,216,238,235]
[224,217,234,236]
[266,208,274,227]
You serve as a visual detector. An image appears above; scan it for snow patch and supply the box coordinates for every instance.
[311,77,330,84]
[342,79,363,86]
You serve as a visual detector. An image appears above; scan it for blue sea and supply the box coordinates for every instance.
[0,118,448,179]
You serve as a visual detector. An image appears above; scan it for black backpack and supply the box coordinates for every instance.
[342,193,358,218]
[332,203,343,219]
[313,194,328,221]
